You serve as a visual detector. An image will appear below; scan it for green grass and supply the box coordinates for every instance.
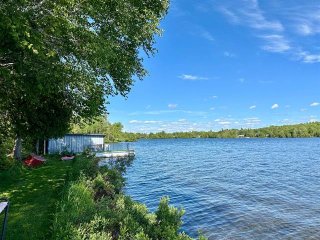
[0,155,88,240]
[0,155,206,240]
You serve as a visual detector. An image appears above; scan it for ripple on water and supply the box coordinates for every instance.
[124,138,320,239]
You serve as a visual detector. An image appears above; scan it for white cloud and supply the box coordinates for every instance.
[129,120,140,124]
[214,118,234,126]
[218,121,231,125]
[290,7,320,36]
[244,117,261,125]
[126,116,264,133]
[249,105,256,109]
[297,51,320,63]
[260,34,291,53]
[271,104,279,109]
[224,51,236,57]
[179,74,208,81]
[178,118,187,122]
[129,120,162,124]
[296,24,313,36]
[144,121,162,124]
[211,95,218,99]
[309,118,318,123]
[219,0,283,32]
[219,7,240,23]
[281,118,290,123]
[201,31,215,41]
[126,119,216,133]
[310,102,320,107]
[168,104,178,109]
[210,107,215,111]
[217,1,320,64]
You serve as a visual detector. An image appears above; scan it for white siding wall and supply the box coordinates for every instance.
[48,134,104,154]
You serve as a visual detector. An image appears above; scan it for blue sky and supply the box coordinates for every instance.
[108,0,320,133]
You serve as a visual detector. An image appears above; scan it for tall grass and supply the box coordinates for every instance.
[1,154,206,239]
[52,156,207,240]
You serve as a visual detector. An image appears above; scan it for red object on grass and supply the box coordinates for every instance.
[24,154,46,167]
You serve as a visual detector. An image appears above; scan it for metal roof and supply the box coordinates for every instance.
[65,133,105,137]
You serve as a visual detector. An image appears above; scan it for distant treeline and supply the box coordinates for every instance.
[73,119,320,142]
[133,122,320,139]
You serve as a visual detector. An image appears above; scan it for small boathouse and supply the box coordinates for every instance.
[48,134,105,154]
[48,134,135,158]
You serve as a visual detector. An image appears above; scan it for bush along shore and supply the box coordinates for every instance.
[0,155,205,239]
[52,155,207,240]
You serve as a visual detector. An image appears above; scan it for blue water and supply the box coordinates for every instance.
[124,138,320,239]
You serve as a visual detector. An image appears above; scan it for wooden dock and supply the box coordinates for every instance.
[95,150,135,158]
[96,150,135,167]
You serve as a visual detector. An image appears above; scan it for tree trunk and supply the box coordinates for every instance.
[36,139,39,155]
[13,137,22,160]
[43,140,46,155]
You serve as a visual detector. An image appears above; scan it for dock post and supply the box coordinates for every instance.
[1,200,9,240]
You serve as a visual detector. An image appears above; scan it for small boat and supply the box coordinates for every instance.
[61,155,75,161]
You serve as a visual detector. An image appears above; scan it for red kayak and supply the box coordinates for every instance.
[24,154,46,167]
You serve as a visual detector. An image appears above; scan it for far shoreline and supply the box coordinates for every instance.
[122,121,320,141]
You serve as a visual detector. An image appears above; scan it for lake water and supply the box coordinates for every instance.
[124,138,320,239]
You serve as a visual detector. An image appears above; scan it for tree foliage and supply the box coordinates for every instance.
[136,122,320,139]
[71,115,131,142]
[0,0,168,155]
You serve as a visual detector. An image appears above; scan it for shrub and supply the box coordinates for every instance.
[91,173,115,200]
[52,156,207,240]
[152,197,186,239]
[65,155,99,182]
[0,155,14,171]
[0,137,14,170]
[74,216,112,240]
[101,168,125,194]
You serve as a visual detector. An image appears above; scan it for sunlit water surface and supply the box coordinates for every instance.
[124,138,320,239]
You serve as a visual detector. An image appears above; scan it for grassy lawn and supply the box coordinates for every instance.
[0,155,202,240]
[0,155,79,240]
